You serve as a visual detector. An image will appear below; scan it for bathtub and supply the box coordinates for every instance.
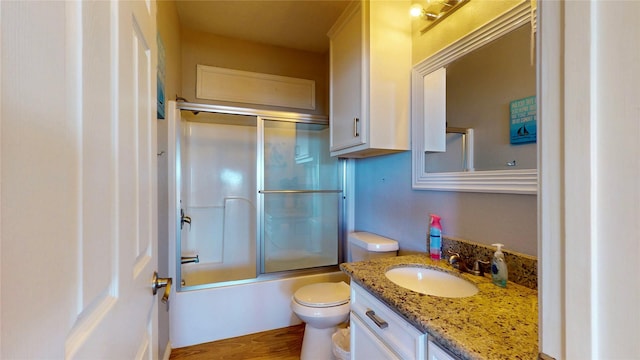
[169,270,348,348]
[167,102,348,348]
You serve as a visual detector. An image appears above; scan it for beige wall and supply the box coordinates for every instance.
[156,1,182,358]
[180,27,329,115]
[355,152,538,257]
[158,1,182,111]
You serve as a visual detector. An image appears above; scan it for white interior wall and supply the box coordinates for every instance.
[539,1,640,358]
[593,3,640,355]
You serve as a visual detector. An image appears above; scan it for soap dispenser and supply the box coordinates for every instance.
[491,243,508,288]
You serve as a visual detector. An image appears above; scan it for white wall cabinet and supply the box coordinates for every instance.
[328,0,411,158]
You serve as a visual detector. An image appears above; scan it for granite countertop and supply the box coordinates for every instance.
[340,254,538,360]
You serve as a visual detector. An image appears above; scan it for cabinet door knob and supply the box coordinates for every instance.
[365,309,389,329]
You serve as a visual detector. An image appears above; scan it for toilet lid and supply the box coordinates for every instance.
[294,281,350,307]
[349,232,399,252]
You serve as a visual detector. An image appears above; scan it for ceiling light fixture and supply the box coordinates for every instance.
[410,4,439,20]
[410,3,425,17]
[411,0,469,33]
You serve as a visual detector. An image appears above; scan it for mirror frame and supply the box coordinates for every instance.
[411,2,537,195]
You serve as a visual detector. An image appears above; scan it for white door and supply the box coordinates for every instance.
[539,0,640,358]
[1,1,161,359]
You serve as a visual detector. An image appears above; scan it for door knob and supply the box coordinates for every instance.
[152,271,172,304]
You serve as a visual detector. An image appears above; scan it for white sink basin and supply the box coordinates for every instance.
[385,266,479,298]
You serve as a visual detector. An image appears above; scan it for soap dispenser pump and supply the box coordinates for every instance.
[491,243,508,288]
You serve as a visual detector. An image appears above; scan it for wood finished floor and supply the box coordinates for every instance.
[169,324,305,360]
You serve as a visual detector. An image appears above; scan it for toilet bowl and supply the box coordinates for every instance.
[291,281,350,360]
[291,232,399,359]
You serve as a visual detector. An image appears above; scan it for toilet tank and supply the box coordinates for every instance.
[348,232,399,262]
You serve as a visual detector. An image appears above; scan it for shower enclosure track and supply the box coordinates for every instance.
[177,101,329,124]
[258,190,342,194]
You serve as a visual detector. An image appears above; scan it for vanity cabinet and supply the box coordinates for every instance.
[350,282,427,359]
[428,340,458,360]
[327,0,411,158]
[351,316,401,359]
[350,282,461,360]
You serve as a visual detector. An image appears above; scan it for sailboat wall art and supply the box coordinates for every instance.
[509,95,537,144]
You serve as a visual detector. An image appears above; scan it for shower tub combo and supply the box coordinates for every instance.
[167,101,347,347]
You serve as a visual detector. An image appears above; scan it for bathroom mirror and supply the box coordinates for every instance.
[412,2,537,194]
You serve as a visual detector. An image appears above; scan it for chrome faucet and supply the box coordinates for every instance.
[181,255,199,264]
[447,251,489,276]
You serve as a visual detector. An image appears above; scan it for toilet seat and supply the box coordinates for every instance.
[293,281,350,308]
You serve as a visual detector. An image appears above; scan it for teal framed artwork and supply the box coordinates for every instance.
[509,95,536,144]
[157,34,166,120]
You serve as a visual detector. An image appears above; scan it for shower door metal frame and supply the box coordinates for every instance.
[173,102,344,291]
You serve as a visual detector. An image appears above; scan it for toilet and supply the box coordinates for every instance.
[291,231,399,360]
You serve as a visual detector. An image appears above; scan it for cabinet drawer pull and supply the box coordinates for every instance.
[353,117,360,137]
[365,310,389,329]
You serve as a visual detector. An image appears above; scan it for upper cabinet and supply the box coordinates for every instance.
[328,0,411,158]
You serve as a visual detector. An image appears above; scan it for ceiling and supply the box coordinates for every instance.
[174,0,354,53]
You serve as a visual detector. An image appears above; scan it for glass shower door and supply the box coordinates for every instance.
[260,119,341,273]
[179,112,258,288]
